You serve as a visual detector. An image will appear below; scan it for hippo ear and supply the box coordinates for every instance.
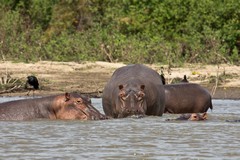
[202,112,207,120]
[65,92,71,102]
[140,85,145,90]
[119,85,124,90]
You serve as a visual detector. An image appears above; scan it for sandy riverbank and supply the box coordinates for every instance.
[0,61,239,99]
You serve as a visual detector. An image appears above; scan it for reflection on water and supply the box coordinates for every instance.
[0,97,240,159]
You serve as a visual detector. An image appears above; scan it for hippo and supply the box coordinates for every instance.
[102,64,165,118]
[166,112,208,121]
[226,119,240,122]
[0,92,107,120]
[164,83,213,114]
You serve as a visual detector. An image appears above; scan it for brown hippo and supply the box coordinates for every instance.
[0,92,107,120]
[102,64,165,118]
[164,83,213,114]
[166,112,208,121]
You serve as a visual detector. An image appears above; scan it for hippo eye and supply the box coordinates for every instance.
[135,94,142,101]
[136,91,145,101]
[121,95,128,101]
[119,91,127,100]
[76,98,83,104]
[119,92,125,97]
[190,114,199,120]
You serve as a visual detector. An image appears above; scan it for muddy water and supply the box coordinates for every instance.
[0,97,240,159]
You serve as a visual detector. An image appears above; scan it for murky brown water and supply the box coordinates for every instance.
[0,97,240,159]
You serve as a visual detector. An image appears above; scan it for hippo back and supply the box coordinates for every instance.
[164,83,213,113]
[102,64,165,118]
[0,96,56,120]
[0,93,107,120]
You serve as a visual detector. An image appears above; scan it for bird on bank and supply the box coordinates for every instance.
[25,75,39,96]
[160,73,166,85]
[181,75,189,83]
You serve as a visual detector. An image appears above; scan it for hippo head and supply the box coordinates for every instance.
[116,84,147,118]
[55,93,107,120]
[188,112,207,121]
[167,112,208,121]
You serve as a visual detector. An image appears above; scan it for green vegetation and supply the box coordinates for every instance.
[0,0,239,64]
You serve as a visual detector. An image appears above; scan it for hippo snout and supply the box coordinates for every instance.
[126,108,144,114]
[123,109,145,118]
[129,114,144,119]
[91,114,109,120]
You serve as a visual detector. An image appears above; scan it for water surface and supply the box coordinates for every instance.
[0,97,240,159]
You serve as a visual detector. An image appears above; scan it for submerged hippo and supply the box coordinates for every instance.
[164,83,213,114]
[102,64,165,118]
[0,92,107,120]
[166,112,208,121]
[226,119,240,122]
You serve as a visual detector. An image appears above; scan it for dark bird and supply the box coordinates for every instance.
[25,75,39,96]
[160,67,166,85]
[160,73,166,85]
[181,75,189,83]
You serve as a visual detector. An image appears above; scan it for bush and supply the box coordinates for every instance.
[0,0,239,64]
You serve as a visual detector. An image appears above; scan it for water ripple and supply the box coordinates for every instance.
[0,98,240,159]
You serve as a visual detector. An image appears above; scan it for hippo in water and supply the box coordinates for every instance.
[164,83,213,114]
[226,119,240,122]
[102,64,165,118]
[0,92,107,120]
[166,112,208,121]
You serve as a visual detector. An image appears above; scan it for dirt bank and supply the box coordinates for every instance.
[0,61,239,99]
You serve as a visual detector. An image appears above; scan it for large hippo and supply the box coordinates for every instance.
[102,64,165,118]
[0,92,107,120]
[164,83,213,113]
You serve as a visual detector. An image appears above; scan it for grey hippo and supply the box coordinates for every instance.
[0,92,107,120]
[102,64,165,118]
[164,83,213,113]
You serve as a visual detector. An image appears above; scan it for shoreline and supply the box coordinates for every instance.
[0,61,239,99]
[1,86,239,100]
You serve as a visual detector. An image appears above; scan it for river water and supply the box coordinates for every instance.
[0,97,240,159]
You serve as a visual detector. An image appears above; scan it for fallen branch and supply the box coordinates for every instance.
[0,85,22,94]
[211,65,219,96]
[100,44,114,63]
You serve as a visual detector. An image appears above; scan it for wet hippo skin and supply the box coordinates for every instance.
[102,64,165,118]
[0,92,107,120]
[164,83,213,114]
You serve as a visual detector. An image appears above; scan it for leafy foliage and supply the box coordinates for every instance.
[0,0,239,64]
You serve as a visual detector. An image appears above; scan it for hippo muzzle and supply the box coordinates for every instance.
[118,89,147,118]
[85,103,109,120]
